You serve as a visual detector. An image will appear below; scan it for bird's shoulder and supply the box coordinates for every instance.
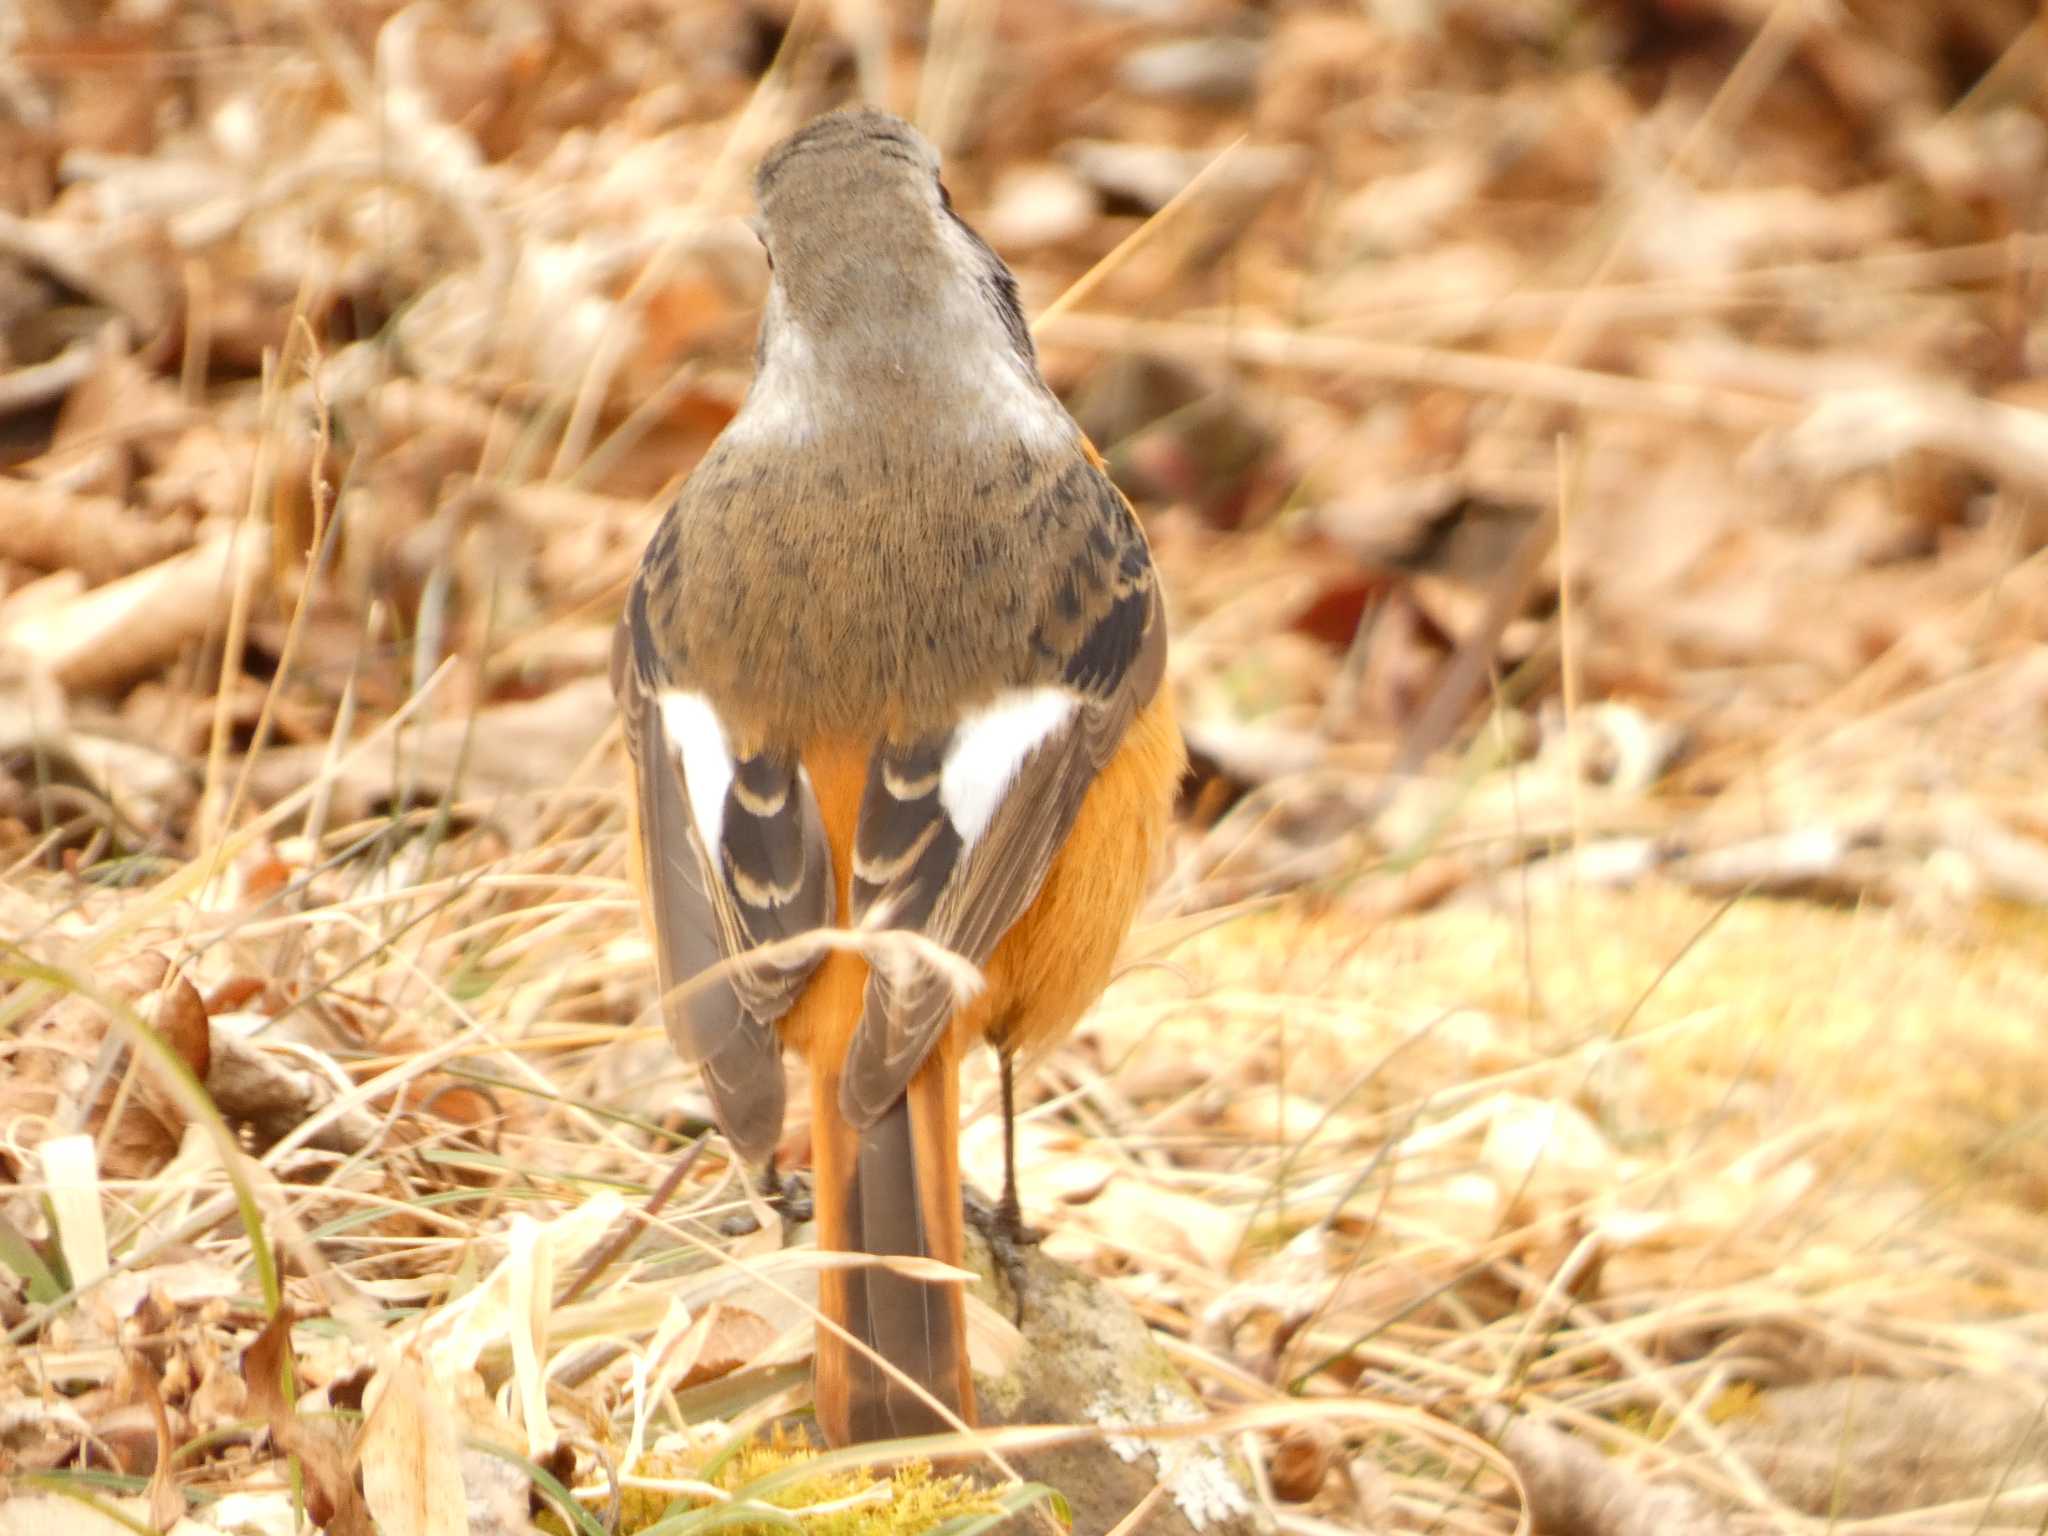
[616,429,1161,741]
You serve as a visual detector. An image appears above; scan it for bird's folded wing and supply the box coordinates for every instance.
[839,462,1169,1126]
[612,616,832,1160]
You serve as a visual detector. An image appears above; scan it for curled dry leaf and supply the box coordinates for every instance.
[0,950,209,1183]
[243,1307,374,1536]
[240,674,616,823]
[1061,139,1306,217]
[92,962,211,1182]
[360,1349,467,1536]
[1061,1176,1246,1276]
[0,521,272,693]
[130,1352,185,1530]
[0,208,178,341]
[0,335,103,416]
[0,479,188,583]
[1483,1408,1730,1536]
[1266,1420,1341,1504]
[667,1300,779,1391]
[205,1031,383,1156]
[1119,36,1264,104]
[1755,386,2048,492]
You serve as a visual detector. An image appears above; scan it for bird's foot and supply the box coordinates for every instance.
[765,1164,814,1226]
[718,1163,813,1237]
[965,1186,1043,1326]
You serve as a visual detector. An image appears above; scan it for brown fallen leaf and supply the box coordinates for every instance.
[669,1301,779,1391]
[244,1306,373,1536]
[360,1348,466,1536]
[1480,1407,1730,1536]
[93,961,211,1181]
[0,521,273,693]
[131,1353,185,1532]
[0,479,187,583]
[206,1031,384,1157]
[1267,1421,1340,1504]
[1066,1177,1246,1276]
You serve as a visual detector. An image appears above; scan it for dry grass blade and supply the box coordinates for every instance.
[1038,313,1796,430]
[1032,134,1251,337]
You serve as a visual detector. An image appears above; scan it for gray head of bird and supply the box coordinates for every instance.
[746,109,1039,409]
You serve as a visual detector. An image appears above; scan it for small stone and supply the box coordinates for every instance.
[982,165,1097,251]
[1061,140,1306,216]
[1119,37,1264,103]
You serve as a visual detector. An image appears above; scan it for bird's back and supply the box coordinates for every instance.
[640,409,1099,747]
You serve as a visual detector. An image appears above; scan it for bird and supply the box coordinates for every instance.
[611,107,1182,1447]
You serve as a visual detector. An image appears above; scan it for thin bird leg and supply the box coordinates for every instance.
[997,1051,1033,1239]
[965,1049,1044,1324]
[761,1155,813,1225]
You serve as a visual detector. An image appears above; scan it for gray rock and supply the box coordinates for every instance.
[970,1234,1272,1536]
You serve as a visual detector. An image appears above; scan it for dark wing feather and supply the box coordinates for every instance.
[839,462,1168,1125]
[849,737,961,929]
[708,745,834,1024]
[612,613,830,1161]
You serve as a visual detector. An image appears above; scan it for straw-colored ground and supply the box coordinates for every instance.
[2,1,2046,1533]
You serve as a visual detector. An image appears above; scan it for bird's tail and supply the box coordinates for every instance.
[811,1019,974,1446]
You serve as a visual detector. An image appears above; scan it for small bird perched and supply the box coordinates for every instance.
[613,108,1182,1447]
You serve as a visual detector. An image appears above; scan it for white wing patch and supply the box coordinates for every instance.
[940,688,1076,850]
[659,690,735,852]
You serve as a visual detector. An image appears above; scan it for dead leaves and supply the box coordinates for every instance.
[133,1354,187,1532]
[0,2,2043,1534]
[359,1351,468,1536]
[1,522,272,695]
[244,1308,373,1536]
[239,1313,487,1536]
[1,952,208,1186]
[0,947,393,1189]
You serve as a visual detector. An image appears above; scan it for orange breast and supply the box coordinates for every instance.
[953,687,1183,1058]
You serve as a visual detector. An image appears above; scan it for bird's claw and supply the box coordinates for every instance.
[965,1186,1043,1326]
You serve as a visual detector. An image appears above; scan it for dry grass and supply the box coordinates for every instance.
[2,1,2047,1533]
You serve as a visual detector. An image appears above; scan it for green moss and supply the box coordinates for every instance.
[540,1427,1004,1536]
[1705,1381,1766,1425]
